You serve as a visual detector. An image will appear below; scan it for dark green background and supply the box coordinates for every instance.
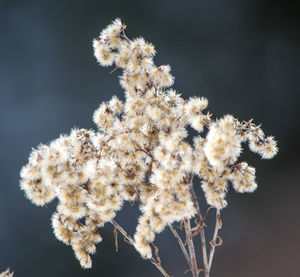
[0,0,299,276]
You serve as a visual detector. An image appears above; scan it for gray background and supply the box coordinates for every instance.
[0,0,299,276]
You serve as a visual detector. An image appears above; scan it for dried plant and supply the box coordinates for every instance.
[0,269,14,277]
[20,19,278,277]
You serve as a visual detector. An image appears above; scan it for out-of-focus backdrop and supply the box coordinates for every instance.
[0,0,299,276]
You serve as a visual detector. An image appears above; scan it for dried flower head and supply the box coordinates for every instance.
[0,269,14,277]
[20,19,278,270]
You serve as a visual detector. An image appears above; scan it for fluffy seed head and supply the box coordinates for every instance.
[19,18,278,267]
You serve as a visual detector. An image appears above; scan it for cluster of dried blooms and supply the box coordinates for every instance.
[0,269,14,277]
[20,19,277,274]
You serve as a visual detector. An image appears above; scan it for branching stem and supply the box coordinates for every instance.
[169,224,193,271]
[184,218,198,277]
[208,209,221,272]
[110,220,170,277]
[190,185,209,277]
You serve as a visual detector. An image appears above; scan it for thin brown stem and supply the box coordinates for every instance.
[110,220,170,277]
[109,66,119,74]
[208,209,221,272]
[169,224,193,271]
[110,219,134,244]
[121,29,131,43]
[135,148,159,165]
[190,186,209,277]
[184,218,198,277]
[150,258,170,277]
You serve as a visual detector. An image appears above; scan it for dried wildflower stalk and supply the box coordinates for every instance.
[20,19,278,277]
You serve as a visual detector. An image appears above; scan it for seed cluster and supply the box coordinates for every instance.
[20,19,277,268]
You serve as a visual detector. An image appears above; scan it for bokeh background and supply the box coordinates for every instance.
[0,0,299,276]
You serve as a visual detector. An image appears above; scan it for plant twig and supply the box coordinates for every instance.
[190,185,209,277]
[152,242,162,265]
[113,227,118,252]
[110,219,170,277]
[110,219,135,244]
[109,66,119,74]
[184,218,198,277]
[121,29,131,43]
[150,257,170,277]
[169,224,193,271]
[208,209,222,271]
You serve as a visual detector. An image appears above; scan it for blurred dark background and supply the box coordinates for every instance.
[0,0,299,276]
